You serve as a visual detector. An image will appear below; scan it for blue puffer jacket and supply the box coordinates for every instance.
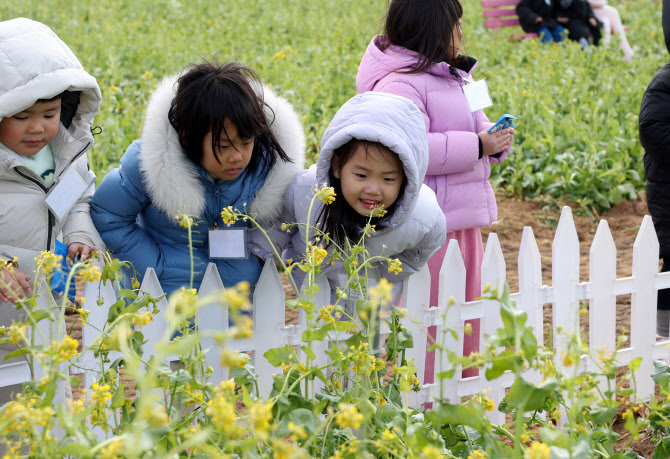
[91,75,305,295]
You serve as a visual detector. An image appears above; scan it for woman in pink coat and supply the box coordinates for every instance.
[356,0,514,380]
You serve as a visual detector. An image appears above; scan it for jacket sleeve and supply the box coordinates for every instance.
[516,0,541,28]
[376,80,480,176]
[639,67,670,164]
[90,144,165,278]
[380,209,447,283]
[61,154,105,249]
[248,169,302,262]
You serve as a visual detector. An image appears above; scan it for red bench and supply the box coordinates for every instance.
[482,0,627,40]
[482,0,538,40]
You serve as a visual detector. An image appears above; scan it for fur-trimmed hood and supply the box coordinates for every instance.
[138,74,305,223]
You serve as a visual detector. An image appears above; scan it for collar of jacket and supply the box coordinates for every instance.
[138,74,305,224]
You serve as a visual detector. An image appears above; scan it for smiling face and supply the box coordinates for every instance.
[201,118,254,181]
[333,142,405,217]
[0,99,62,156]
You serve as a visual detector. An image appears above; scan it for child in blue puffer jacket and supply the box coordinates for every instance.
[91,60,305,295]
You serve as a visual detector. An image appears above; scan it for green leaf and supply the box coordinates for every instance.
[426,403,489,433]
[539,426,569,447]
[652,360,670,390]
[277,408,321,437]
[118,289,138,300]
[301,345,315,360]
[387,330,413,352]
[264,345,297,367]
[164,333,200,355]
[653,437,670,459]
[506,377,557,412]
[628,356,642,372]
[3,348,29,360]
[241,384,253,407]
[58,444,92,456]
[26,309,53,326]
[485,349,517,380]
[107,299,126,324]
[589,405,618,425]
[111,381,126,409]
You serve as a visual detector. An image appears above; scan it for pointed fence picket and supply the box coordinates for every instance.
[67,207,670,417]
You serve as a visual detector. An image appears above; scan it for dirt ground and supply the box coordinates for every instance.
[66,195,659,455]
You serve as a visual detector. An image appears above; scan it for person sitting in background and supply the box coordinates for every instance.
[554,0,603,51]
[517,0,566,44]
[588,0,634,61]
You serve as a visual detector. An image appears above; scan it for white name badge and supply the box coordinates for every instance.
[462,79,493,112]
[45,167,93,221]
[209,228,248,259]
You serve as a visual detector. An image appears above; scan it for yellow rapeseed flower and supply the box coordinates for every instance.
[525,442,551,459]
[249,402,273,439]
[314,183,336,205]
[221,281,251,311]
[221,206,239,225]
[99,438,123,459]
[288,421,308,441]
[387,258,402,275]
[35,250,61,274]
[468,451,487,459]
[80,264,102,283]
[131,311,153,329]
[8,323,26,345]
[369,278,393,306]
[334,403,364,430]
[307,245,328,266]
[220,349,249,368]
[422,446,443,459]
[50,335,79,362]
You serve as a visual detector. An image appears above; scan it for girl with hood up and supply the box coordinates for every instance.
[282,92,446,307]
[356,0,513,378]
[91,61,305,296]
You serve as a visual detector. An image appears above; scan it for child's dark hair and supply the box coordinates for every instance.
[168,59,291,175]
[36,93,63,104]
[384,0,463,72]
[318,140,407,247]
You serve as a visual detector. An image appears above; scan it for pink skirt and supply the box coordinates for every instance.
[424,227,484,383]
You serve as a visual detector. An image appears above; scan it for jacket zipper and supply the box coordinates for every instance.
[12,141,92,252]
[14,168,54,251]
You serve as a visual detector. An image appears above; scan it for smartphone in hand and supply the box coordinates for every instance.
[488,114,517,133]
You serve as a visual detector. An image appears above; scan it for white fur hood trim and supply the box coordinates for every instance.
[139,74,305,223]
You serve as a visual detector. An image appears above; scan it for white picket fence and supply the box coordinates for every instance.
[4,206,670,428]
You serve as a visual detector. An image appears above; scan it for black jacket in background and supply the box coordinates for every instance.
[517,0,560,33]
[640,0,670,266]
[554,0,602,44]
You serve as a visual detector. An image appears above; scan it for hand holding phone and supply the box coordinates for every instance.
[488,114,517,133]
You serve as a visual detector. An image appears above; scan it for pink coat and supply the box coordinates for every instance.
[356,36,510,232]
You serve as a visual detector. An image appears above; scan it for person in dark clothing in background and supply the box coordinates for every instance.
[554,0,603,50]
[640,0,670,338]
[517,0,566,43]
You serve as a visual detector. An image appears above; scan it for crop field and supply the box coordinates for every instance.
[2,0,666,212]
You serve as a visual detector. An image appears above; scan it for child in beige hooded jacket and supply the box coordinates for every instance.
[0,18,104,391]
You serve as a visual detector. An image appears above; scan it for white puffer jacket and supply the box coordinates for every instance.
[0,18,103,280]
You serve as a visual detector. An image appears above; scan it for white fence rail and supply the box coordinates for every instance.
[5,206,670,428]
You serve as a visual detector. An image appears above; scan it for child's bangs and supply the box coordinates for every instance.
[208,83,265,144]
